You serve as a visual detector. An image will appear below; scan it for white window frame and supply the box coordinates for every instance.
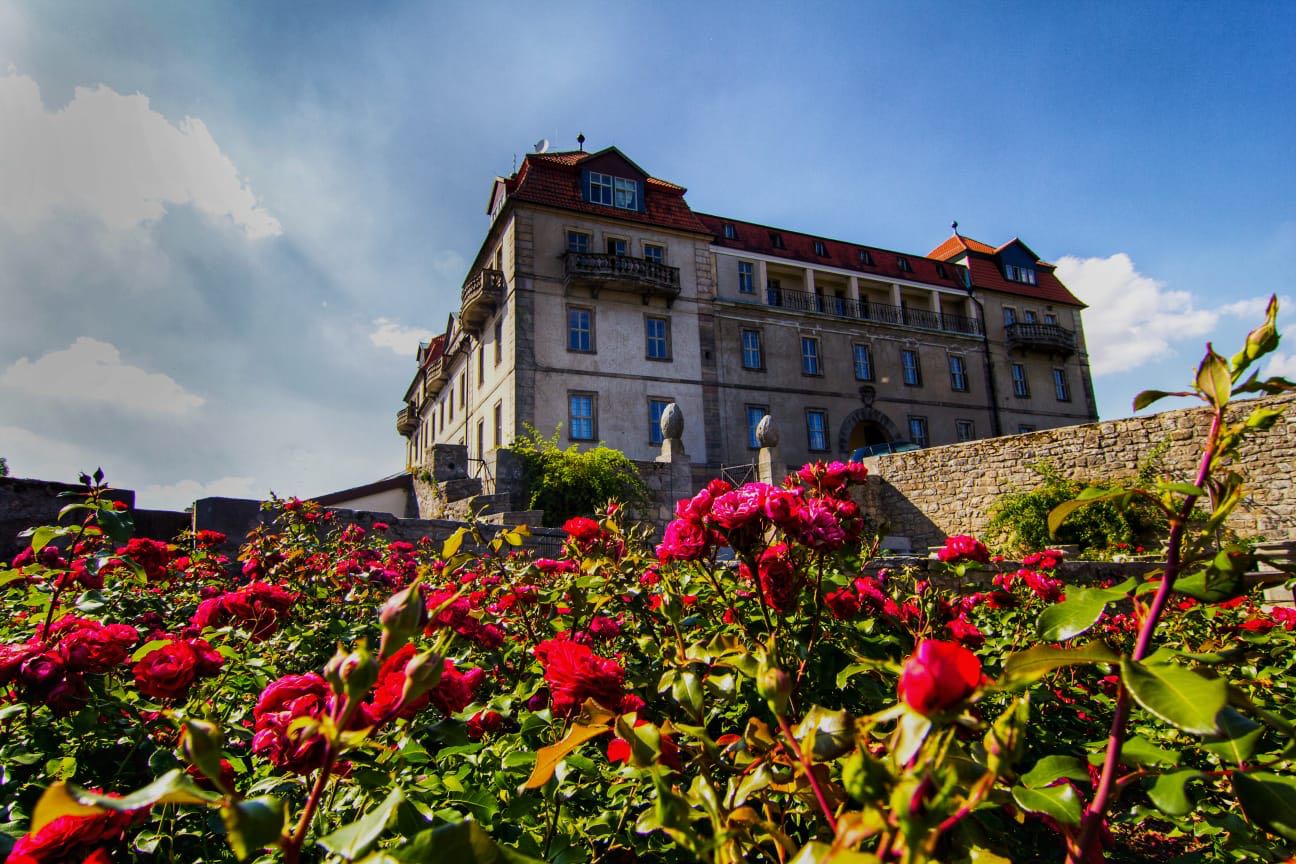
[741,328,763,370]
[853,343,873,381]
[745,404,769,449]
[567,306,594,353]
[949,355,968,392]
[901,349,922,386]
[908,416,929,447]
[588,172,613,206]
[1011,363,1029,397]
[569,392,596,441]
[645,315,670,361]
[806,409,828,452]
[738,261,755,294]
[801,336,821,376]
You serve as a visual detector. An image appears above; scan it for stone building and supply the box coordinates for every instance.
[397,145,1096,476]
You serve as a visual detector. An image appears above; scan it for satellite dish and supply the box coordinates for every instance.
[534,138,550,154]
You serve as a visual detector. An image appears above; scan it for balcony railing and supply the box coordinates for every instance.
[563,252,681,303]
[460,268,506,334]
[1005,322,1077,355]
[422,355,448,398]
[762,286,983,337]
[396,406,417,438]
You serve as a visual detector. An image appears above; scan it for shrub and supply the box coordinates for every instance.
[509,424,650,526]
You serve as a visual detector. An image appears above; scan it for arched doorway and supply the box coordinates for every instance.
[838,407,901,454]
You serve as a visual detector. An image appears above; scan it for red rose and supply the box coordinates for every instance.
[132,637,222,700]
[898,640,982,716]
[535,637,626,717]
[428,661,484,716]
[59,622,138,674]
[824,587,862,620]
[740,543,802,613]
[796,500,847,551]
[467,709,504,741]
[7,798,138,864]
[563,517,601,543]
[252,673,332,774]
[709,484,769,531]
[936,535,991,565]
[19,652,65,699]
[656,518,710,563]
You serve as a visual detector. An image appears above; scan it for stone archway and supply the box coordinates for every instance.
[838,407,901,454]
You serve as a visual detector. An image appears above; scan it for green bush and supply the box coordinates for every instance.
[986,460,1162,555]
[509,425,650,526]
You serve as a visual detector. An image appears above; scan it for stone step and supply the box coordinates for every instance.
[480,510,544,527]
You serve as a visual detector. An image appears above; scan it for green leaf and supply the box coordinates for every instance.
[1133,389,1190,411]
[521,714,612,790]
[1036,591,1110,642]
[96,507,134,543]
[1195,346,1231,408]
[28,525,61,553]
[1121,658,1226,736]
[31,770,220,833]
[1232,771,1296,843]
[1202,708,1264,765]
[788,842,881,863]
[131,639,173,662]
[395,820,544,863]
[793,706,852,761]
[442,527,468,560]
[318,787,405,860]
[1148,770,1204,817]
[1011,783,1082,826]
[998,642,1118,689]
[1117,735,1182,767]
[221,797,285,862]
[1020,755,1090,789]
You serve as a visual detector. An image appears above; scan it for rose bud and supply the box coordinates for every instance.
[400,649,444,707]
[897,639,982,716]
[757,664,792,716]
[19,652,65,698]
[182,718,228,791]
[378,583,428,658]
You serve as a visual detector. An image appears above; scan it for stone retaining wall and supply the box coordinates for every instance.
[857,394,1296,550]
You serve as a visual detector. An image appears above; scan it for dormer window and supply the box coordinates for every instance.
[769,232,785,249]
[587,171,641,210]
[723,223,737,240]
[859,249,873,266]
[1004,263,1037,285]
[813,240,827,256]
[897,256,913,273]
[935,262,948,278]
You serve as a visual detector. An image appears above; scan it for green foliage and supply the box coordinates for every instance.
[0,456,8,477]
[986,461,1160,555]
[508,424,650,526]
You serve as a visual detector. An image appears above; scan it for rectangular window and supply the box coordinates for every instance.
[494,317,503,365]
[460,374,466,407]
[1003,306,1017,326]
[948,355,968,392]
[613,176,639,210]
[1024,310,1037,324]
[769,232,784,249]
[643,243,664,265]
[908,416,929,447]
[569,392,596,441]
[649,398,671,446]
[606,237,627,257]
[567,230,591,253]
[901,349,922,386]
[477,344,484,382]
[493,400,502,448]
[801,337,821,376]
[853,343,873,381]
[477,419,485,458]
[745,405,768,449]
[1011,363,1030,397]
[645,316,670,360]
[738,261,755,293]
[1044,312,1057,325]
[859,249,873,265]
[723,223,737,240]
[567,306,594,353]
[741,329,763,370]
[1053,368,1071,402]
[935,262,948,278]
[897,256,912,273]
[813,240,827,256]
[956,420,974,442]
[588,172,613,206]
[806,410,828,451]
[1019,424,1036,434]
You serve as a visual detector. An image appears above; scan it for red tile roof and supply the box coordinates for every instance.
[929,233,1083,307]
[504,149,710,234]
[928,234,995,259]
[697,213,968,291]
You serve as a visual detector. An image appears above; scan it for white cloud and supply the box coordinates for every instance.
[1056,253,1270,376]
[0,337,205,414]
[0,73,281,238]
[139,476,263,510]
[369,317,434,356]
[0,425,85,480]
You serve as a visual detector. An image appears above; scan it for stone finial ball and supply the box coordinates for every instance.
[756,414,778,447]
[660,402,684,440]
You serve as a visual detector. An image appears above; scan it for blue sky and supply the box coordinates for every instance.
[1,1,1293,507]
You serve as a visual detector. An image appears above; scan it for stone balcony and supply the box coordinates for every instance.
[563,252,681,304]
[422,354,449,398]
[460,268,505,334]
[763,286,983,337]
[396,406,417,438]
[1005,322,1077,355]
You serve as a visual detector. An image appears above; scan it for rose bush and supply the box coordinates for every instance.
[0,301,1295,863]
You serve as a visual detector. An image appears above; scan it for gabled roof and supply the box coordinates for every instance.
[501,148,710,234]
[698,213,968,291]
[929,232,1083,307]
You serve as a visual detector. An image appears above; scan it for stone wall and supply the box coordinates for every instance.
[857,394,1296,549]
[1,477,139,563]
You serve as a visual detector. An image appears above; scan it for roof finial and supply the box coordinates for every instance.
[577,133,585,152]
[951,220,959,235]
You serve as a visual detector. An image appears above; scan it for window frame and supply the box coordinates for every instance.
[897,256,913,273]
[568,391,597,442]
[1003,306,1017,326]
[1011,363,1030,398]
[737,261,755,294]
[948,354,968,392]
[745,404,769,450]
[605,236,628,257]
[566,305,595,354]
[648,398,672,446]
[769,232,785,249]
[805,409,829,452]
[859,249,873,266]
[901,349,922,387]
[588,172,614,205]
[955,419,974,442]
[800,336,822,376]
[1023,309,1038,324]
[566,230,591,253]
[740,328,764,371]
[852,343,874,381]
[642,242,665,265]
[613,176,639,210]
[908,415,929,447]
[494,317,503,365]
[812,240,827,257]
[493,400,502,448]
[645,314,671,361]
[723,223,737,240]
[1053,368,1071,402]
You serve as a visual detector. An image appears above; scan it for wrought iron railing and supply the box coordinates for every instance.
[762,286,983,336]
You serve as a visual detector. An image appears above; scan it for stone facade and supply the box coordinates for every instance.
[856,394,1296,549]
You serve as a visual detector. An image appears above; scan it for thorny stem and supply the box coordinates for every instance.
[283,694,362,864]
[776,713,838,834]
[795,553,827,687]
[1069,407,1223,864]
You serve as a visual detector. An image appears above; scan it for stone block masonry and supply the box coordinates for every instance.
[857,394,1296,550]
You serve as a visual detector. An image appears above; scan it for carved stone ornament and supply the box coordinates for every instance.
[756,414,779,448]
[660,402,684,440]
[858,385,876,407]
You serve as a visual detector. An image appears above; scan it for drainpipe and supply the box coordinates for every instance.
[967,289,1002,437]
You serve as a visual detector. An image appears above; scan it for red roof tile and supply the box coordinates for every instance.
[929,232,1083,306]
[504,149,710,235]
[928,233,995,259]
[697,213,967,291]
